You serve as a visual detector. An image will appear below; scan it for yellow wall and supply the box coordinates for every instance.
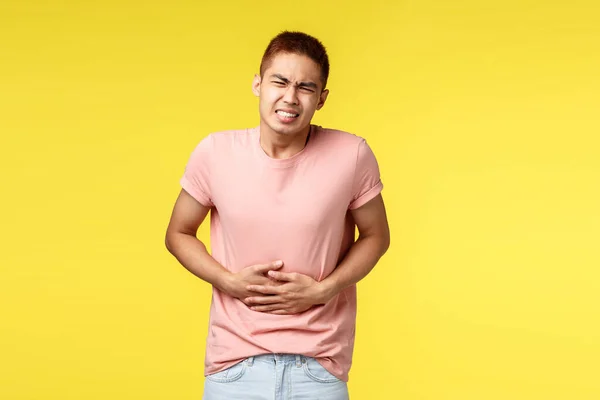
[1,1,599,398]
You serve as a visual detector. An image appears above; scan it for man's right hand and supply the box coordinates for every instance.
[222,260,285,305]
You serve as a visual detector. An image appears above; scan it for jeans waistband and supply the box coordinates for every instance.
[246,353,306,368]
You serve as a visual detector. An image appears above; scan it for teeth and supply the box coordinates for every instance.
[277,110,298,118]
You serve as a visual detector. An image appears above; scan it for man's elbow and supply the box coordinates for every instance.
[164,230,180,254]
[380,233,391,256]
[165,233,173,253]
[361,231,390,257]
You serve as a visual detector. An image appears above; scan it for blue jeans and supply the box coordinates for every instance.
[203,354,349,400]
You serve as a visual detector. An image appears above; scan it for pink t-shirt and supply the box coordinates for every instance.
[180,125,383,382]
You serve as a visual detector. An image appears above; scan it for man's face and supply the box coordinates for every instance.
[252,52,329,136]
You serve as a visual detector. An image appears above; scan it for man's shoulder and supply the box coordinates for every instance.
[197,127,255,149]
[207,127,254,140]
[316,126,366,147]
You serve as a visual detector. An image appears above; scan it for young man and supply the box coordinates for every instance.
[165,31,390,400]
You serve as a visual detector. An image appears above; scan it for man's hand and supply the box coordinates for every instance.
[244,271,332,315]
[223,261,285,305]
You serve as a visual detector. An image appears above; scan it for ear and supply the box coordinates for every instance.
[316,89,329,110]
[252,74,261,97]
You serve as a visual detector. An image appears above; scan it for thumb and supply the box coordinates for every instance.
[254,260,283,273]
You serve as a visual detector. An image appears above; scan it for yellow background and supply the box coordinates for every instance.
[1,0,599,399]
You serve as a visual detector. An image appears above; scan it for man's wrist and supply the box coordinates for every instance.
[317,278,341,304]
[215,269,235,294]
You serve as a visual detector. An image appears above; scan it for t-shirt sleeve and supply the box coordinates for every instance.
[348,139,384,210]
[179,134,214,207]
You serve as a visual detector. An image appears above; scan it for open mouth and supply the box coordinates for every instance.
[276,110,300,118]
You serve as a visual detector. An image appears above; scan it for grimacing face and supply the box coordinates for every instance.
[252,52,329,137]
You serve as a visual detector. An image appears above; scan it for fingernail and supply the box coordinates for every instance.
[274,260,283,266]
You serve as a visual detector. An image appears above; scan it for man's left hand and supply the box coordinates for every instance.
[245,271,331,315]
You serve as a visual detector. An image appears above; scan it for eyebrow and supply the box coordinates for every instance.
[270,74,318,90]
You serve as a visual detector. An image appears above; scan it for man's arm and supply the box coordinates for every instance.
[245,194,390,314]
[318,193,390,301]
[165,189,284,303]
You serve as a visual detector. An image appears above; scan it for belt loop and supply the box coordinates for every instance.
[247,356,254,367]
[295,355,302,368]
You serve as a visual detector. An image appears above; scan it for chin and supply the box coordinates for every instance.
[275,126,301,136]
[269,120,305,136]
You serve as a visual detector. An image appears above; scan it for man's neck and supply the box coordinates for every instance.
[259,123,311,160]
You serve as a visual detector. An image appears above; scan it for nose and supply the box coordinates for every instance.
[282,85,299,105]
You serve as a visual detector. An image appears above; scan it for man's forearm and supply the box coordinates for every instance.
[165,232,231,292]
[318,233,390,302]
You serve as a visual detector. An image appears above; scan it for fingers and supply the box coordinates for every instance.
[253,260,284,274]
[246,284,284,295]
[267,271,298,282]
[266,310,289,315]
[250,304,286,312]
[250,307,302,315]
[245,295,283,305]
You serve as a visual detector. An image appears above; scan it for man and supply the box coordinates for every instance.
[165,31,390,400]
